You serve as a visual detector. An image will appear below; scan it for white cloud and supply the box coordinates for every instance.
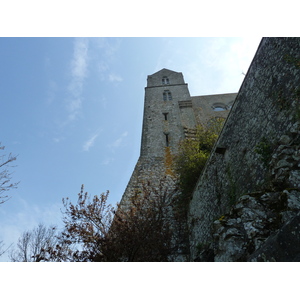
[110,131,128,149]
[216,37,261,93]
[184,37,261,95]
[91,38,122,82]
[70,38,89,80]
[102,157,115,165]
[65,38,89,123]
[83,133,99,152]
[109,73,123,82]
[94,38,121,61]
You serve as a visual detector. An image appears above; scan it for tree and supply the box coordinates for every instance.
[109,178,179,262]
[173,118,225,204]
[0,143,18,258]
[0,240,12,257]
[43,179,180,262]
[9,223,59,262]
[0,143,18,205]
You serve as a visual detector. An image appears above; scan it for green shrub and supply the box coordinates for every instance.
[254,137,273,168]
[173,118,224,204]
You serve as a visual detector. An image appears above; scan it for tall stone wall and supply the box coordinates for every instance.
[119,68,236,260]
[120,69,236,211]
[188,37,300,261]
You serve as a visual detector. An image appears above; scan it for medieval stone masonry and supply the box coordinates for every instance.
[120,37,300,261]
[189,37,300,261]
[119,68,236,211]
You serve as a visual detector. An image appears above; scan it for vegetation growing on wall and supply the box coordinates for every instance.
[254,137,274,168]
[173,118,225,205]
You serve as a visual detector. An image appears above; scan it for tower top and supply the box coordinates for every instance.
[147,68,186,88]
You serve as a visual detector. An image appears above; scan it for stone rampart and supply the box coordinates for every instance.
[188,37,300,260]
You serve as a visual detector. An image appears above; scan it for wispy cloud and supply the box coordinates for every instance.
[102,157,115,165]
[110,131,128,149]
[83,133,99,152]
[92,38,123,82]
[184,37,261,95]
[101,131,128,165]
[66,38,89,122]
[109,73,123,82]
[0,197,62,261]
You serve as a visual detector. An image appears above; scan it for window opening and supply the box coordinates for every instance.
[163,113,169,121]
[215,147,226,155]
[212,103,226,111]
[165,133,170,147]
[162,77,169,85]
[163,90,172,101]
[163,92,167,101]
[213,106,226,111]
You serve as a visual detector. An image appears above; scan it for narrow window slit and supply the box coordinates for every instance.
[165,133,170,147]
[215,147,226,155]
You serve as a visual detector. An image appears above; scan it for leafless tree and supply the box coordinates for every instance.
[0,143,18,205]
[0,241,11,257]
[0,143,18,258]
[9,224,59,262]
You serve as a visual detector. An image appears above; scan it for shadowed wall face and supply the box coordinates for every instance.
[188,37,300,261]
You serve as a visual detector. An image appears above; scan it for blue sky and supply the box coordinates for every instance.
[0,37,262,261]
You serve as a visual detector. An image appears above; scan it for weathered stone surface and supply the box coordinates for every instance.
[211,185,300,261]
[120,68,236,261]
[188,38,300,261]
[279,135,292,145]
[289,170,300,188]
[120,38,300,261]
[248,214,300,262]
[285,190,300,210]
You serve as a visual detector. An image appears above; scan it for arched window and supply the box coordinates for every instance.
[212,102,227,111]
[163,90,172,101]
[213,106,226,111]
[162,76,169,85]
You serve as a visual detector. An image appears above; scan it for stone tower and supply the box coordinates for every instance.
[120,68,237,210]
[141,68,192,158]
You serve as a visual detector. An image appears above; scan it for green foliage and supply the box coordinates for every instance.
[254,137,273,168]
[173,118,225,204]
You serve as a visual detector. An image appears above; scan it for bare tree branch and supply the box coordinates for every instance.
[0,143,19,204]
[9,224,59,262]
